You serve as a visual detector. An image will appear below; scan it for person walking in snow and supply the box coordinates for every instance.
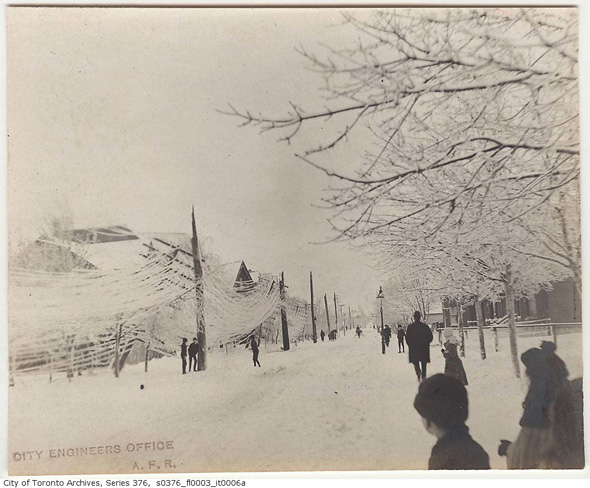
[356,326,362,338]
[405,311,433,381]
[441,329,468,386]
[414,374,490,470]
[397,324,406,353]
[180,338,188,375]
[188,337,199,372]
[381,324,392,347]
[320,330,325,342]
[385,324,392,346]
[250,335,261,367]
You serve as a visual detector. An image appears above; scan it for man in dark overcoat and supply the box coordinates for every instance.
[405,311,433,381]
[180,338,188,374]
[188,337,199,372]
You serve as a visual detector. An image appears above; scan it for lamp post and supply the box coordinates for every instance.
[377,287,385,354]
[377,286,384,330]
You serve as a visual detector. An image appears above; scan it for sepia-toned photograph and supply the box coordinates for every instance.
[5,4,584,476]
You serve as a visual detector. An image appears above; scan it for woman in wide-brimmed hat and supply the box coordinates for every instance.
[500,345,569,469]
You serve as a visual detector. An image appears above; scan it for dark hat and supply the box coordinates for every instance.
[182,338,187,342]
[540,341,557,354]
[193,337,198,341]
[521,348,548,376]
[414,310,422,320]
[414,374,468,429]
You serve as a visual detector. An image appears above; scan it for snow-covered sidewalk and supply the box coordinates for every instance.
[9,328,583,475]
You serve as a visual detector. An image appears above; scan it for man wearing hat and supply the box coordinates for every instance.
[188,337,199,372]
[414,374,490,470]
[180,338,188,374]
[405,311,433,381]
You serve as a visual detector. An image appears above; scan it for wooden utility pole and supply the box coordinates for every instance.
[144,341,150,372]
[504,265,520,378]
[9,354,15,387]
[310,272,317,343]
[333,293,339,335]
[324,294,331,334]
[114,324,122,378]
[349,306,353,329]
[280,272,290,351]
[191,207,207,371]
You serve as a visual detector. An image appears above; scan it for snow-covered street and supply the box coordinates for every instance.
[9,328,583,475]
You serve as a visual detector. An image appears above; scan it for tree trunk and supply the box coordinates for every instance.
[493,327,499,352]
[556,195,582,298]
[458,303,465,358]
[474,296,487,360]
[504,265,521,378]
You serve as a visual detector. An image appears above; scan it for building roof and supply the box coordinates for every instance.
[70,225,139,244]
[75,231,193,271]
[234,261,256,292]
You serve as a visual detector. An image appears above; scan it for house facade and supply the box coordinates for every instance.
[441,277,580,326]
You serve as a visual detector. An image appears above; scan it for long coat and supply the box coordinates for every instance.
[405,320,433,363]
[443,342,468,385]
[188,342,199,357]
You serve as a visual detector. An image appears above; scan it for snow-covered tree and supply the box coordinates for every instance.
[228,9,578,240]
[228,8,579,377]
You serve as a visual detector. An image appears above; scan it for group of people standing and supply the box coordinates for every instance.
[415,340,584,470]
[180,337,200,374]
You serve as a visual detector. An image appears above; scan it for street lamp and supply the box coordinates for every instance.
[377,286,385,330]
[377,286,385,354]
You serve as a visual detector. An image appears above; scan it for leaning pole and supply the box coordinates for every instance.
[191,206,207,371]
[280,272,290,351]
[310,271,317,343]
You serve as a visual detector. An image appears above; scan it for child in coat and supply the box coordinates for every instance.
[414,374,490,470]
[442,329,468,386]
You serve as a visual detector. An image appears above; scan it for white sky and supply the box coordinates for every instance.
[7,7,389,309]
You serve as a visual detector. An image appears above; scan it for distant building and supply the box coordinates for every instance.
[12,225,194,369]
[233,261,256,293]
[440,277,580,326]
[12,225,140,272]
[427,302,444,324]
